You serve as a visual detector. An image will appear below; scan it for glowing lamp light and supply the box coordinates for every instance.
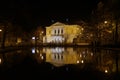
[41,56,44,59]
[77,60,80,63]
[0,58,1,64]
[32,48,35,54]
[91,53,93,56]
[0,29,2,32]
[105,69,108,73]
[81,60,84,63]
[104,21,108,24]
[32,37,35,40]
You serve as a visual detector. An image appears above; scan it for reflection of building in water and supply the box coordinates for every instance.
[33,47,120,74]
[93,49,120,74]
[42,47,120,73]
[43,22,83,43]
[43,47,94,67]
[43,47,78,66]
[75,48,94,62]
[32,47,46,63]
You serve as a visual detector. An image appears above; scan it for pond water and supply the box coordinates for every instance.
[0,47,120,80]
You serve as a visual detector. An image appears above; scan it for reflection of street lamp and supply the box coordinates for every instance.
[38,31,44,44]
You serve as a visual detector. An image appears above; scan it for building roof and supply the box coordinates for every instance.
[51,22,65,26]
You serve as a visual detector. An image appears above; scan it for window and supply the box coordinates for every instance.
[54,30,56,34]
[61,29,63,34]
[58,29,59,34]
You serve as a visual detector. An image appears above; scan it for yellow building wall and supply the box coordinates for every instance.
[44,22,83,43]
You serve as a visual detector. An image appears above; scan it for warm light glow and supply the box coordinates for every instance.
[81,60,84,63]
[32,37,35,40]
[77,60,80,63]
[90,34,93,37]
[105,69,108,73]
[81,28,84,31]
[91,53,93,56]
[0,58,1,64]
[51,47,64,54]
[0,29,2,32]
[41,31,44,34]
[104,21,108,24]
[17,38,22,43]
[36,49,39,53]
[107,30,112,33]
[44,22,83,43]
[40,54,42,57]
[80,54,82,57]
[41,56,44,59]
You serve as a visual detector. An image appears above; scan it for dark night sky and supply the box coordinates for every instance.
[0,0,100,30]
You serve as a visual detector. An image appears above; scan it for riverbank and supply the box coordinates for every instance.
[0,44,120,53]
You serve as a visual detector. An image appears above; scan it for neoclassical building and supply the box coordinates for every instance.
[43,22,83,44]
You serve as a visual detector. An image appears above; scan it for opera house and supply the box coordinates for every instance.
[43,22,83,44]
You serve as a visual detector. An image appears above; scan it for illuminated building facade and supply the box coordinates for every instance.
[43,22,83,43]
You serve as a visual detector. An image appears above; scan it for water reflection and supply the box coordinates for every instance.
[31,47,120,74]
[0,47,119,79]
[41,47,94,67]
[0,54,3,64]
